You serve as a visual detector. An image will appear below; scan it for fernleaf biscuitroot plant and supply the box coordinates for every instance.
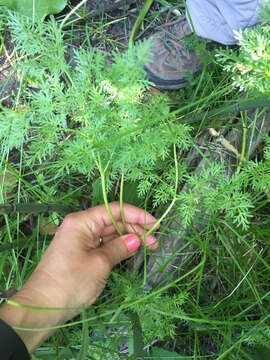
[1,11,269,239]
[2,12,192,229]
[2,19,270,209]
[216,11,270,96]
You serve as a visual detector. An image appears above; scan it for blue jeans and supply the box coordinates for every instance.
[186,0,268,44]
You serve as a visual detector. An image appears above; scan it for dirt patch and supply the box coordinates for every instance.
[65,0,164,50]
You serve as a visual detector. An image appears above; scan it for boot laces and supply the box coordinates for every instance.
[158,4,192,58]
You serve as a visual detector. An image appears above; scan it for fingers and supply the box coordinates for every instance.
[101,222,159,250]
[96,232,155,268]
[57,203,159,251]
[101,223,159,250]
[101,221,151,236]
[84,202,159,231]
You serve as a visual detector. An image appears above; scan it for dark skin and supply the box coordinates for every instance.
[0,202,159,353]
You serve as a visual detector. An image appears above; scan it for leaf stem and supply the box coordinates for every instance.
[145,197,177,237]
[237,112,248,173]
[173,144,178,195]
[98,155,123,236]
[120,173,128,233]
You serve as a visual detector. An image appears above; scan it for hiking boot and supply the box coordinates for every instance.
[144,6,202,90]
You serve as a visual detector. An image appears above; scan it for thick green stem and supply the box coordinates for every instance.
[173,144,178,195]
[87,98,270,155]
[0,203,75,215]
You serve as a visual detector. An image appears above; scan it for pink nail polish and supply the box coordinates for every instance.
[125,235,140,251]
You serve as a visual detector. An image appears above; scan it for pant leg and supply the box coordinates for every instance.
[186,0,269,44]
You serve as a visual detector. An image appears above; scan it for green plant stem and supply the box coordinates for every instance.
[0,203,75,215]
[98,161,123,236]
[237,117,248,173]
[120,173,128,233]
[11,259,266,332]
[146,198,177,238]
[173,144,178,195]
[216,313,270,360]
[129,0,155,47]
[79,98,270,155]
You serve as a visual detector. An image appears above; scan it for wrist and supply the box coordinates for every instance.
[0,275,74,354]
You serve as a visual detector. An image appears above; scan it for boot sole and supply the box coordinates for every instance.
[144,65,203,90]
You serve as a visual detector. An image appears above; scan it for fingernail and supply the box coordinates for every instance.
[125,235,140,251]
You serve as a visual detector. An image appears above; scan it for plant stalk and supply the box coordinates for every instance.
[120,173,128,233]
[237,112,248,173]
[0,203,76,215]
[99,166,123,236]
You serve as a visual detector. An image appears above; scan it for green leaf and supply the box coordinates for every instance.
[92,178,105,207]
[122,181,143,207]
[0,0,67,21]
[150,347,188,360]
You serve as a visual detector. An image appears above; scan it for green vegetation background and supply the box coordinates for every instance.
[0,1,270,359]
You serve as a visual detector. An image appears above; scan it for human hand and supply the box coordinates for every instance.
[0,202,159,353]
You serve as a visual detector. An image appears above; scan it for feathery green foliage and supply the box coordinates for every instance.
[1,13,191,210]
[1,12,265,230]
[217,10,270,95]
[109,272,187,342]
